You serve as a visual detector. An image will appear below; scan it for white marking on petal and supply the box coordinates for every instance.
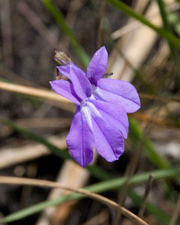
[86,101,102,119]
[89,95,96,100]
[91,85,105,101]
[80,103,93,129]
[80,100,103,129]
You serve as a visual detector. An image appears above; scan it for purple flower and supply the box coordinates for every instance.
[50,46,140,167]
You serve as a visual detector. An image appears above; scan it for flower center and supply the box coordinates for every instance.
[80,100,102,129]
[91,85,105,101]
[80,101,93,129]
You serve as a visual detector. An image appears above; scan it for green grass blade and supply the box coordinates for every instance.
[1,166,180,223]
[106,0,180,48]
[41,0,90,68]
[128,190,176,225]
[88,166,180,194]
[156,0,177,59]
[168,11,180,35]
[129,118,170,169]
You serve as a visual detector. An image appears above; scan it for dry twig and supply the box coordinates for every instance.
[0,81,75,112]
[169,194,180,225]
[36,160,90,225]
[16,118,71,129]
[0,81,179,110]
[0,176,149,225]
[131,113,180,128]
[138,174,154,218]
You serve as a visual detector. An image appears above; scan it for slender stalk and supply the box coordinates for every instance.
[0,176,148,225]
[0,81,69,102]
[1,166,180,223]
[0,81,75,112]
[138,174,154,218]
[169,194,180,225]
[0,81,179,104]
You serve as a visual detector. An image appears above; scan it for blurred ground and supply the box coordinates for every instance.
[0,0,180,225]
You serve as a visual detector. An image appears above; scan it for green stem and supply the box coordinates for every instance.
[156,0,177,59]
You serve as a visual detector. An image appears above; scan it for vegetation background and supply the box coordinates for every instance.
[0,0,180,224]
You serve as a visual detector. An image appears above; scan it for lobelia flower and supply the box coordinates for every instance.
[50,46,140,167]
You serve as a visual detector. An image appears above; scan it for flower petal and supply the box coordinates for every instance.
[96,78,141,113]
[91,115,124,162]
[66,107,94,167]
[89,99,129,139]
[58,64,92,100]
[86,46,108,84]
[50,79,80,105]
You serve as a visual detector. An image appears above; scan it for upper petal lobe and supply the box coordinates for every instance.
[96,78,141,113]
[86,46,108,84]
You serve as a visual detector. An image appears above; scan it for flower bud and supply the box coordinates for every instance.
[54,50,72,66]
